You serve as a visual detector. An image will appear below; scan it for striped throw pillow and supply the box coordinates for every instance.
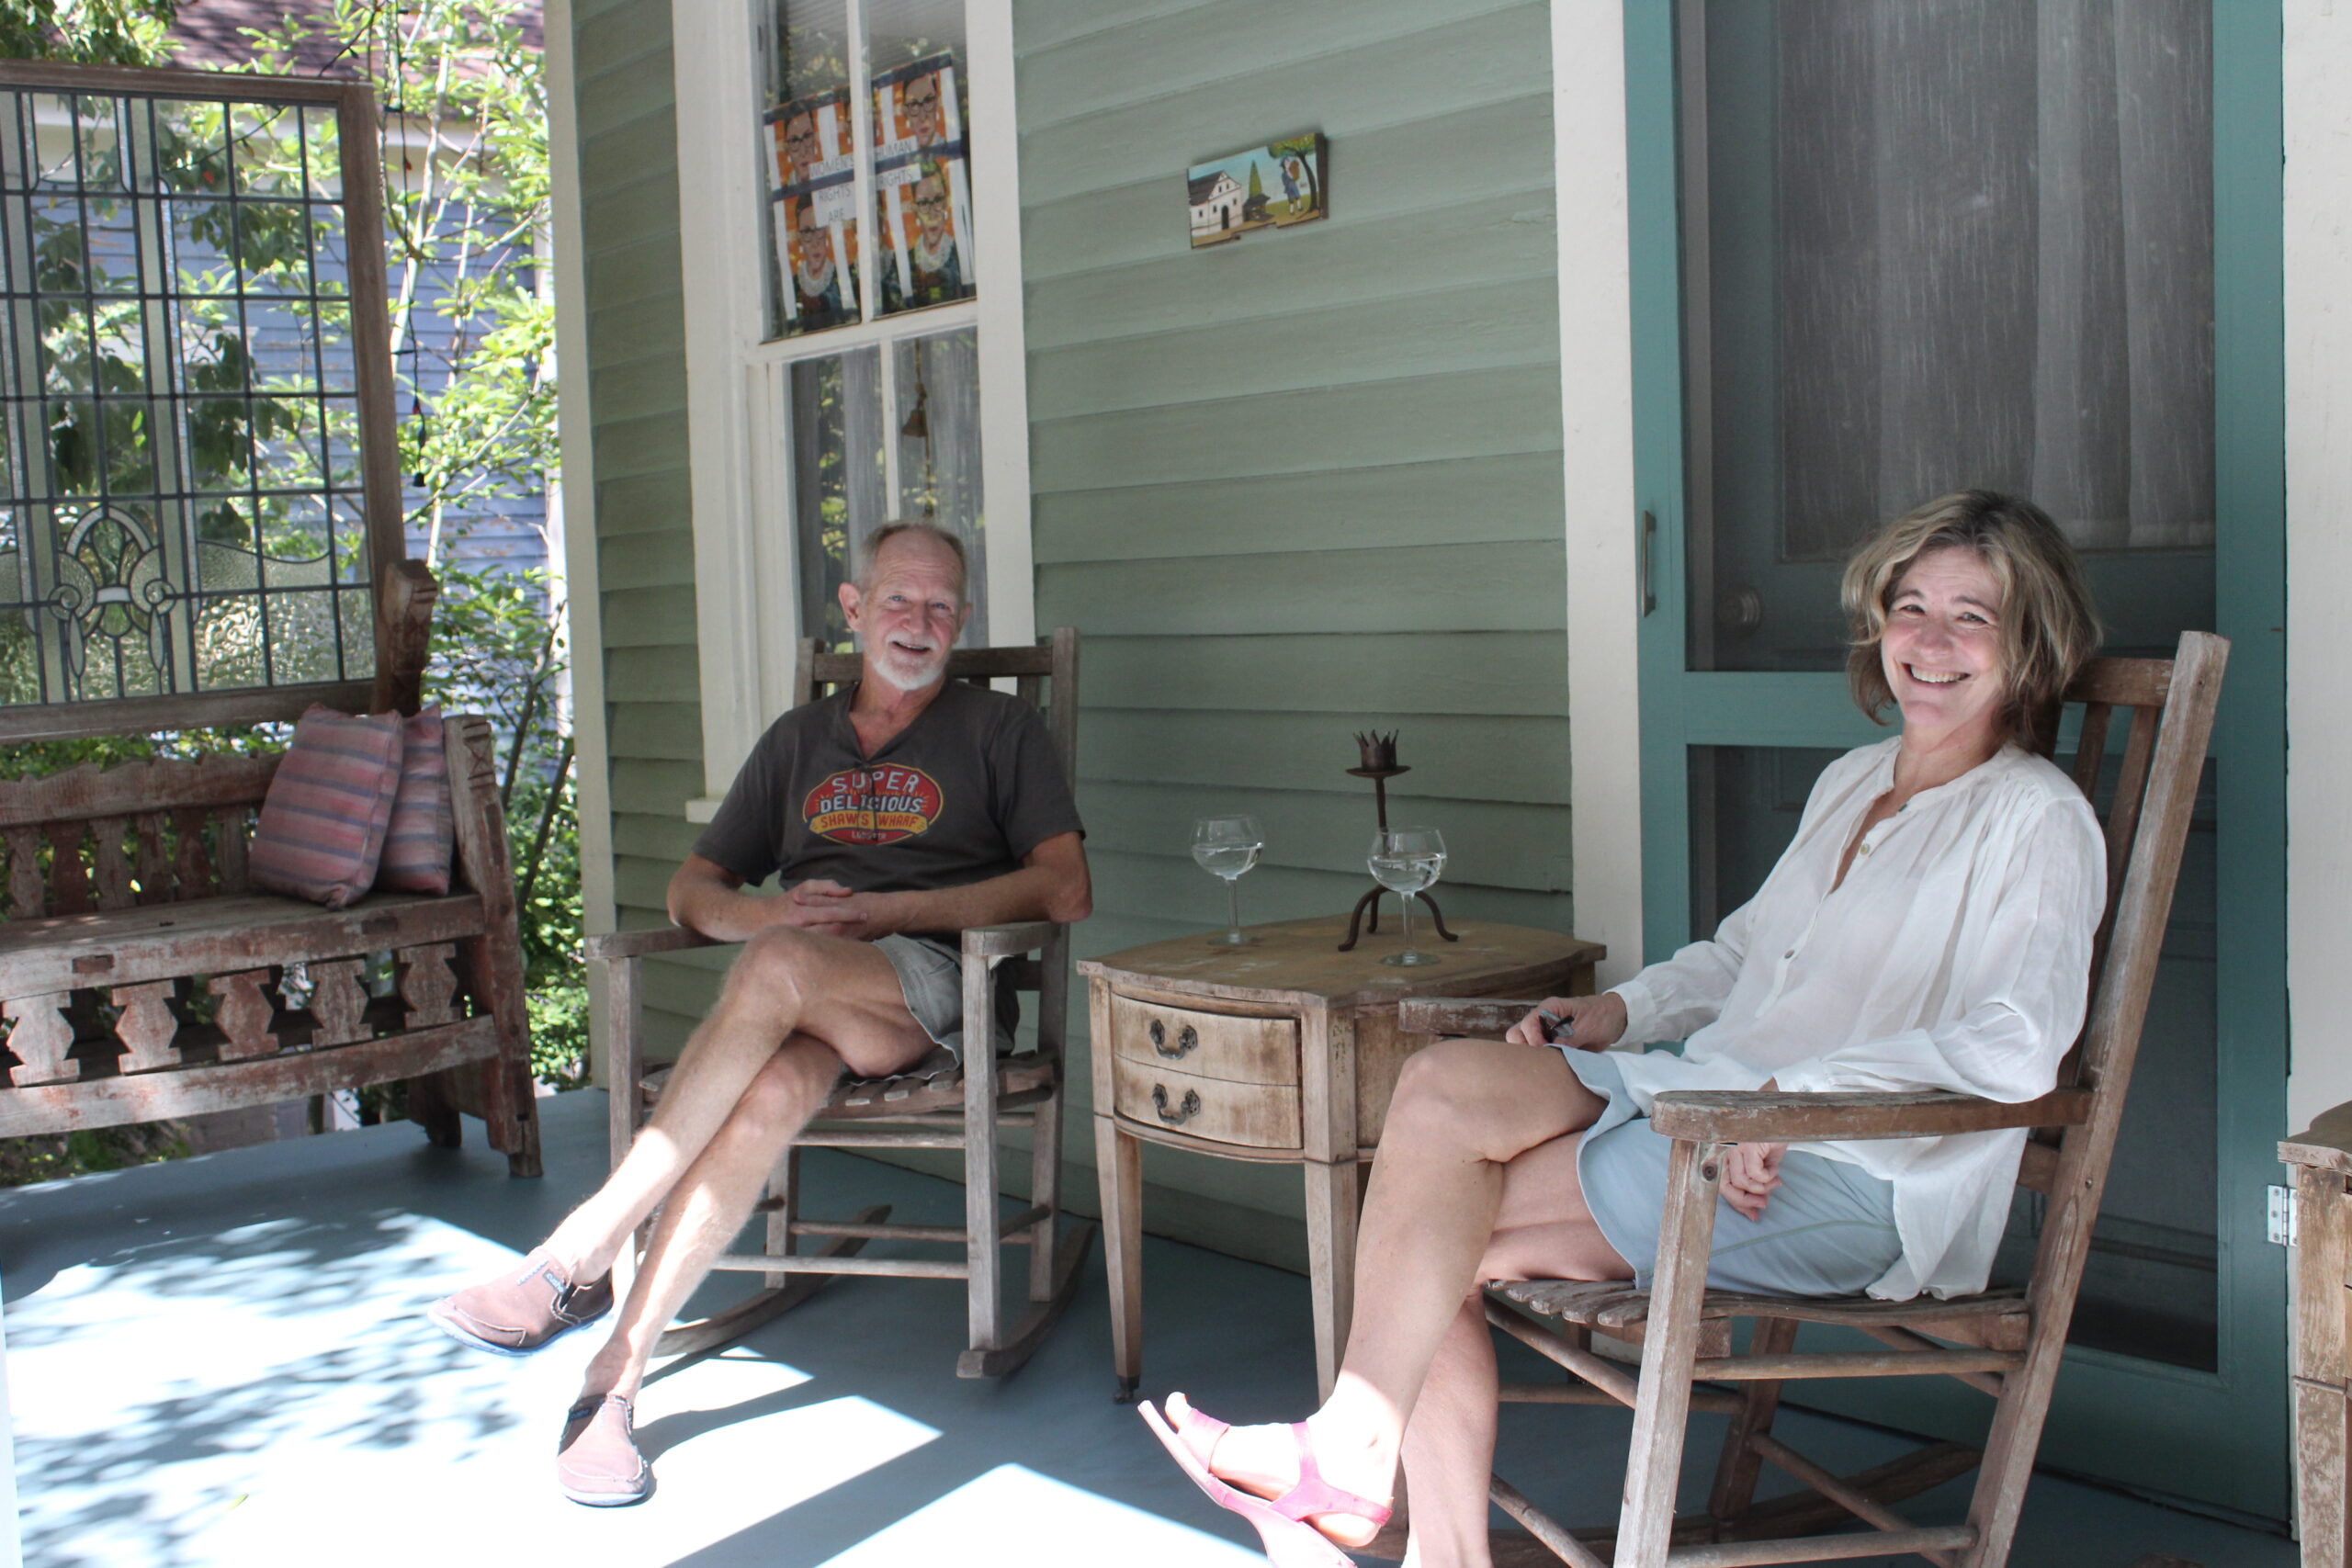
[249,705,404,908]
[377,707,455,895]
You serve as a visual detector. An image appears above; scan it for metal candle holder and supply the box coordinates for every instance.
[1338,730,1459,953]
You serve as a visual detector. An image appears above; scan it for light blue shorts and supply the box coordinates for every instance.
[1556,1047,1902,1298]
[876,933,1017,1065]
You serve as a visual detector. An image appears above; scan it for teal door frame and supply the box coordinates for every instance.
[1621,0,2289,1518]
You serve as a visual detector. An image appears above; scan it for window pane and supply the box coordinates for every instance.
[865,0,973,316]
[760,0,863,339]
[891,326,983,641]
[1683,2,2214,673]
[0,84,375,706]
[790,347,884,647]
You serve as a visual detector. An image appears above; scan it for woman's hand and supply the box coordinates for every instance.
[1504,991,1628,1052]
[1720,1141,1786,1222]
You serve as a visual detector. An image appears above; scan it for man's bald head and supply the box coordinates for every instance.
[855,518,968,604]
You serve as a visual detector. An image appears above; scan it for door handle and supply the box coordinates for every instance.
[1639,510,1658,617]
[1152,1085,1203,1124]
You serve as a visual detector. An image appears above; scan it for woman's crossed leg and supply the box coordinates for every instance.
[1165,1035,1631,1561]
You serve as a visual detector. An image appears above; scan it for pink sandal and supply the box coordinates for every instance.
[1139,1396,1392,1567]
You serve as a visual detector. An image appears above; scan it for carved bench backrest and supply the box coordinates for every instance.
[0,754,286,919]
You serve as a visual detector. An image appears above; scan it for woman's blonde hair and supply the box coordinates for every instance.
[1842,491,2101,744]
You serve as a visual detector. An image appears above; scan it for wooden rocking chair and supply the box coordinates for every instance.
[588,629,1096,1377]
[1393,630,2227,1567]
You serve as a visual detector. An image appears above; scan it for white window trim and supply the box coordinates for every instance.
[1552,0,1644,987]
[673,0,1035,814]
[544,0,620,1079]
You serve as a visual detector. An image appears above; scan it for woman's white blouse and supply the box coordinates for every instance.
[1605,738,2106,1302]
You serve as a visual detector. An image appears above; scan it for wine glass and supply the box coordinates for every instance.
[1368,826,1447,967]
[1193,816,1265,947]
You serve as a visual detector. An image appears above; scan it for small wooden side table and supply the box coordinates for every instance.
[2284,1104,2352,1568]
[1079,916,1603,1401]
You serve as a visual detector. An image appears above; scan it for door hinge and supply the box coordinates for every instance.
[2267,1184,2299,1247]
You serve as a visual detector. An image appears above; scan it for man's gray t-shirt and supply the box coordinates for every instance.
[691,680,1082,936]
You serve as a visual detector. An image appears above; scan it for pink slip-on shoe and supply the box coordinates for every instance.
[556,1393,652,1506]
[426,1249,612,1356]
[1139,1396,1391,1567]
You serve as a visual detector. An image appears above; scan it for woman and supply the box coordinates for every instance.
[1142,491,2108,1568]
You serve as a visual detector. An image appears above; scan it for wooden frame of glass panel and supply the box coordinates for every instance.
[0,62,404,743]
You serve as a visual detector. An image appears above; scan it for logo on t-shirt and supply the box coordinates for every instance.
[804,765,945,845]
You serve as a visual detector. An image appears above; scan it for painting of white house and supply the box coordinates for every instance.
[1186,130,1325,249]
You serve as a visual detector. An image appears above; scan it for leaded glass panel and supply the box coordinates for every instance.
[0,84,375,708]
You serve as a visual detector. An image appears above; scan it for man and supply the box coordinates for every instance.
[428,520,1090,1506]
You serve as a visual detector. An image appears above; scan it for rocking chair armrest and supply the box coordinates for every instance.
[961,920,1059,959]
[1647,1086,2094,1145]
[583,926,730,963]
[1396,997,1545,1038]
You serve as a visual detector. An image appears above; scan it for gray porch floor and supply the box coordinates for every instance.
[0,1089,2290,1568]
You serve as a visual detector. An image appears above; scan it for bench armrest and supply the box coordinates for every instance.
[1648,1087,2093,1144]
[962,920,1058,959]
[583,927,729,963]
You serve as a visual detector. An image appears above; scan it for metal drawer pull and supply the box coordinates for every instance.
[1148,1018,1198,1059]
[1152,1085,1203,1124]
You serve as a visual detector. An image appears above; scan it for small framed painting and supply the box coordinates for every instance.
[1187,131,1326,249]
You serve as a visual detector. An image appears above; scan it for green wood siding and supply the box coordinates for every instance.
[560,0,1572,1264]
[1019,0,1566,1256]
[569,0,711,1054]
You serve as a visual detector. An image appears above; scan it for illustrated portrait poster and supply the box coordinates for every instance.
[871,53,977,313]
[767,87,862,335]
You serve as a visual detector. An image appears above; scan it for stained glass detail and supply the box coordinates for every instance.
[0,85,373,708]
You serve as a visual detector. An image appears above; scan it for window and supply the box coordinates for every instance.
[670,0,1031,805]
[756,0,989,650]
[0,77,399,728]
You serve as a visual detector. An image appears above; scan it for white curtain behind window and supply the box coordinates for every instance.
[1777,0,2211,558]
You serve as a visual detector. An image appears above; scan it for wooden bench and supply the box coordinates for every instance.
[0,706,541,1172]
[0,560,539,1173]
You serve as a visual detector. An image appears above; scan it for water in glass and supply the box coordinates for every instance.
[1193,816,1264,946]
[1368,827,1446,966]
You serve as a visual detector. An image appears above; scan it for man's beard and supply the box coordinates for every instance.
[863,634,949,692]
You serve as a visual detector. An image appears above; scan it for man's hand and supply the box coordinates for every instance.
[1503,991,1628,1051]
[1720,1141,1786,1222]
[782,878,903,942]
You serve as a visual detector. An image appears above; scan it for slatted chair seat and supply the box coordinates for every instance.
[639,1050,1059,1120]
[1491,1279,2031,1348]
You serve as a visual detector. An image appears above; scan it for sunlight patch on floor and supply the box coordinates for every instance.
[9,1208,925,1568]
[814,1463,1264,1567]
[204,1390,937,1568]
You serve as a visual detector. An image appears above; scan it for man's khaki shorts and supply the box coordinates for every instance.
[874,933,1020,1071]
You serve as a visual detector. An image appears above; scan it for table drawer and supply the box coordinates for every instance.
[1112,1055,1301,1149]
[1109,995,1298,1086]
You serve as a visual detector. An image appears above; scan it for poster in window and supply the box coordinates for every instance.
[768,87,862,334]
[871,53,976,314]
